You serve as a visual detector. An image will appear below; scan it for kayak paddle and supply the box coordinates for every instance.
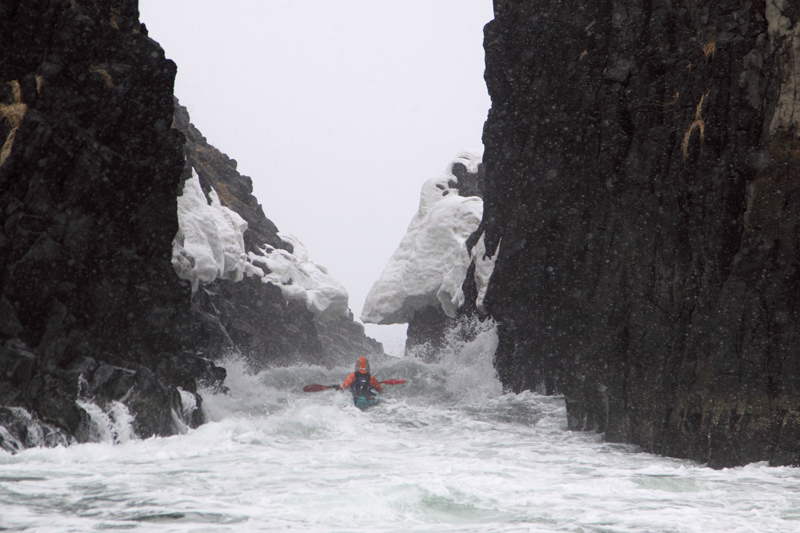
[302,379,406,392]
[303,384,340,392]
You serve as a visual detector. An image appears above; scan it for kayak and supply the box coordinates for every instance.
[354,395,380,409]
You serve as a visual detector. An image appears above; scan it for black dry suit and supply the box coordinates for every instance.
[351,372,375,401]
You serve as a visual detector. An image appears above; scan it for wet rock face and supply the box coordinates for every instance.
[406,305,452,361]
[481,0,800,467]
[0,0,222,449]
[1,0,187,358]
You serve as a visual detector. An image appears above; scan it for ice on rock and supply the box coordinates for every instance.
[172,170,249,293]
[248,233,349,319]
[361,153,490,325]
[171,169,349,319]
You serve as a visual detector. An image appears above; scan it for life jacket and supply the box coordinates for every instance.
[351,372,374,399]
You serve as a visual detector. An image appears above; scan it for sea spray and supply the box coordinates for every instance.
[76,400,135,445]
[3,345,800,531]
[106,401,135,444]
[437,317,502,404]
[379,316,502,406]
[2,321,790,531]
[0,407,73,451]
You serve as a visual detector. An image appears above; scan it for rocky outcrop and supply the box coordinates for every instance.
[480,0,800,467]
[171,102,324,368]
[315,311,384,365]
[0,0,223,450]
[403,158,488,360]
[361,154,486,359]
[172,102,383,369]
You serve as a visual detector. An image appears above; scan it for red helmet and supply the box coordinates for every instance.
[355,356,370,374]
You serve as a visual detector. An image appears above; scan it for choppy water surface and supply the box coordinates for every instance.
[2,326,800,532]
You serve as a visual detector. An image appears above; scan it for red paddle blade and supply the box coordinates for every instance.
[303,384,330,392]
[381,379,406,385]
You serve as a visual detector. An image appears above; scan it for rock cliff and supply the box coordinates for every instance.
[0,0,218,449]
[480,0,800,467]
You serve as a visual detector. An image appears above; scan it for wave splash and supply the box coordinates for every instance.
[202,316,502,418]
[4,319,798,532]
[76,400,136,445]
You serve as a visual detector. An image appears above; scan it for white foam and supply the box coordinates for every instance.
[4,341,800,532]
[76,400,136,445]
[106,401,135,444]
[178,388,198,420]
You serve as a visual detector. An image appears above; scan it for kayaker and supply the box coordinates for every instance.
[340,356,382,400]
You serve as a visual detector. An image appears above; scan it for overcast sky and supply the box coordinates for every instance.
[138,1,493,356]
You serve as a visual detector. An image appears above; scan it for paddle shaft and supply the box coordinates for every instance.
[303,378,405,392]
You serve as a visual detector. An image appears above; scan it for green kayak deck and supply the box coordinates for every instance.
[354,395,380,409]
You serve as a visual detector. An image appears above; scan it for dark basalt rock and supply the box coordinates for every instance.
[0,0,223,451]
[189,277,325,370]
[406,306,451,361]
[480,0,800,467]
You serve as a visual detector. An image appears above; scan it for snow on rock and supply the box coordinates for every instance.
[172,170,252,293]
[361,153,486,325]
[248,233,350,319]
[171,170,349,319]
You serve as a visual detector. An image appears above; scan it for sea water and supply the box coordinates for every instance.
[2,324,800,532]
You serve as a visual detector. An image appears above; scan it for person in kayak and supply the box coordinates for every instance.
[340,356,382,402]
